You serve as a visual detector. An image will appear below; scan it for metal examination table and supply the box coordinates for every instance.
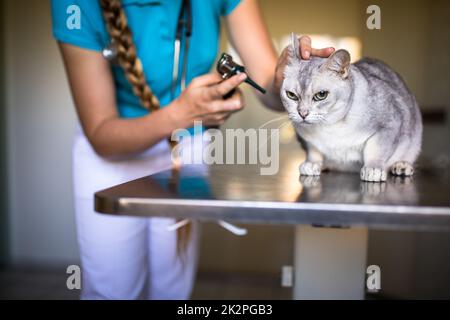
[94,152,450,299]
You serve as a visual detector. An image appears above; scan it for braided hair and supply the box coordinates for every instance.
[99,0,160,111]
[99,0,191,255]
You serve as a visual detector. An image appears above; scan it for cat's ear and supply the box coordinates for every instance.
[322,49,351,78]
[289,32,301,60]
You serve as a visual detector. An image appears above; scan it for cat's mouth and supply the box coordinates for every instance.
[289,113,319,125]
[297,119,313,125]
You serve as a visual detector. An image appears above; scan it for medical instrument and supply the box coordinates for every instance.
[216,52,266,94]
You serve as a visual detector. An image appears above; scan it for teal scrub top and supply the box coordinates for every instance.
[51,0,241,119]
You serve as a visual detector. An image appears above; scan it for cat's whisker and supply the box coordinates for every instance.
[257,115,289,130]
[256,121,292,153]
[278,120,292,129]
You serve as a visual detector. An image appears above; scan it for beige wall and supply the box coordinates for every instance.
[422,0,450,108]
[260,0,362,37]
[361,0,429,105]
[0,0,8,265]
[5,0,78,264]
[361,0,450,109]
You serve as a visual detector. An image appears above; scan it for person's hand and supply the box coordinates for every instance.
[274,35,335,93]
[169,72,246,128]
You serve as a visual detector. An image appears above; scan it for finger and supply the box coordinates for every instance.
[190,72,222,88]
[209,73,247,99]
[299,36,312,59]
[277,47,290,70]
[203,118,226,127]
[212,111,233,121]
[279,46,290,62]
[311,47,335,58]
[222,111,233,120]
[228,87,243,100]
[209,96,244,113]
[203,111,233,126]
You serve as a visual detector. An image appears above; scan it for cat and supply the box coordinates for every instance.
[281,34,422,182]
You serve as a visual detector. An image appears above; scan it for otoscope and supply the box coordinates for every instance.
[216,53,266,96]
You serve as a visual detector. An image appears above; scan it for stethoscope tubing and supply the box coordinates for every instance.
[171,0,192,99]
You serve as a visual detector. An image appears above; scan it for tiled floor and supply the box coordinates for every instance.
[0,267,290,300]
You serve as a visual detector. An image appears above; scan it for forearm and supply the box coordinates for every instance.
[224,0,284,112]
[87,103,182,157]
[257,77,285,112]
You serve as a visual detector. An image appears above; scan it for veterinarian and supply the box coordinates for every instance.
[51,0,334,299]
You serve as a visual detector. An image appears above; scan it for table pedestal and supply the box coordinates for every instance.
[293,225,368,299]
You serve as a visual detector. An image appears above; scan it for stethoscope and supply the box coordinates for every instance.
[102,0,192,100]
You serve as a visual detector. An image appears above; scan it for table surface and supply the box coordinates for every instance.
[95,149,450,231]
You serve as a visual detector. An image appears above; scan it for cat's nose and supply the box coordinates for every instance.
[299,110,309,119]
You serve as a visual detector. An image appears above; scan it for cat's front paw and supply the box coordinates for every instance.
[300,175,322,188]
[299,161,322,176]
[390,161,414,176]
[360,167,387,182]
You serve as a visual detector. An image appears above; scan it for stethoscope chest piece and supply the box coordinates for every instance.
[102,41,118,63]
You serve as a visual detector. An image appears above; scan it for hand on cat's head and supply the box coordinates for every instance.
[291,34,335,60]
[274,34,335,93]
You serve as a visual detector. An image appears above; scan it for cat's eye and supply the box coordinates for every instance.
[313,90,329,102]
[286,91,299,101]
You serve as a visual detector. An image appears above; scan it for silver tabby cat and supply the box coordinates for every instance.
[281,35,422,182]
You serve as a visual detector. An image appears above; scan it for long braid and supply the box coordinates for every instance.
[99,0,191,256]
[100,0,160,111]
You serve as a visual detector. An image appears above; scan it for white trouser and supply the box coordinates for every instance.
[72,126,202,300]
